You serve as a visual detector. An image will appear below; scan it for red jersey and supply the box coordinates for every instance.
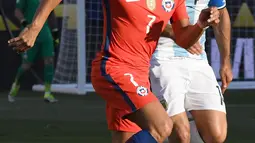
[92,0,188,132]
[94,0,188,69]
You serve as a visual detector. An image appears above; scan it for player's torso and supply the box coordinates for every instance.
[98,0,178,68]
[152,0,210,61]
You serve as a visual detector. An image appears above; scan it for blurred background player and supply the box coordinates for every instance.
[150,0,232,143]
[8,0,59,103]
[7,0,221,142]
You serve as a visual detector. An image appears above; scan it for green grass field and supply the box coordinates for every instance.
[0,90,255,143]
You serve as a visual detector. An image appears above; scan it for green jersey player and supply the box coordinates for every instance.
[8,0,59,103]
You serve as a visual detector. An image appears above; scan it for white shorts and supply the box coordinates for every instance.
[150,58,226,116]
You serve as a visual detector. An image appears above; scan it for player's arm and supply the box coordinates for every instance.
[161,23,203,55]
[8,0,62,52]
[172,19,204,49]
[170,0,220,49]
[211,0,230,66]
[15,0,28,28]
[212,7,233,93]
[213,8,231,66]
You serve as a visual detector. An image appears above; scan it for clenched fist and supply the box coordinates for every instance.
[8,25,40,53]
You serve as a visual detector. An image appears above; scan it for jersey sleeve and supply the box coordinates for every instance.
[16,0,26,12]
[208,0,226,9]
[171,0,189,22]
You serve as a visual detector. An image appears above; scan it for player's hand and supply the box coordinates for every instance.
[198,7,220,28]
[186,41,203,55]
[220,62,233,93]
[8,25,40,53]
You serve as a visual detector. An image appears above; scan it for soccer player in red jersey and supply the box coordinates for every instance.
[8,0,220,142]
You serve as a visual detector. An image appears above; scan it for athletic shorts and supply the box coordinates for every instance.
[150,58,226,116]
[91,61,158,132]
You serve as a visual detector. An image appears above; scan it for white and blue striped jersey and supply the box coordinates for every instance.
[152,0,226,61]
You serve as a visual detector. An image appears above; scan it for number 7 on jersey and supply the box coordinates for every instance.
[146,15,156,34]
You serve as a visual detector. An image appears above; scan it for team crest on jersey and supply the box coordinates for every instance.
[146,0,156,11]
[137,86,148,96]
[162,0,175,12]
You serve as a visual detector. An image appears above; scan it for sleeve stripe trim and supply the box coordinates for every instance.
[217,4,226,10]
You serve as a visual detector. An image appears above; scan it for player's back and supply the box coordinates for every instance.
[93,0,182,69]
[152,0,225,61]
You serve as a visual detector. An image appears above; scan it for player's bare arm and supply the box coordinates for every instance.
[8,0,62,52]
[213,8,233,93]
[172,7,220,49]
[161,24,203,55]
